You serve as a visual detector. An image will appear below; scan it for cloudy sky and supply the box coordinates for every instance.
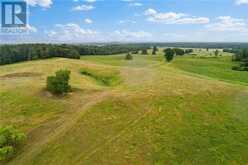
[1,0,248,43]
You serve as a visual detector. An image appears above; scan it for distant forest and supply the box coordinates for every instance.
[0,44,149,65]
[143,42,248,49]
[1,42,248,65]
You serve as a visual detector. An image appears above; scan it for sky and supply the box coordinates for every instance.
[1,0,248,43]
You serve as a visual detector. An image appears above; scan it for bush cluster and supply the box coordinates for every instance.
[125,53,133,60]
[0,126,26,161]
[47,70,71,95]
[230,49,248,71]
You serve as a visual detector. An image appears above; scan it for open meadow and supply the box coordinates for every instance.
[0,51,248,164]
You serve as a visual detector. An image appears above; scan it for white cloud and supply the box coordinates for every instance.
[163,33,185,39]
[175,17,210,24]
[129,2,142,7]
[121,0,135,2]
[45,25,152,42]
[119,20,136,24]
[84,18,93,24]
[113,30,152,39]
[236,0,248,5]
[25,0,52,8]
[46,23,97,41]
[206,16,248,32]
[25,24,38,33]
[14,24,38,33]
[144,8,209,24]
[144,8,157,15]
[72,5,95,11]
[84,0,96,2]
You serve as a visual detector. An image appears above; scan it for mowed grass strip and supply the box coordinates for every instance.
[80,66,122,86]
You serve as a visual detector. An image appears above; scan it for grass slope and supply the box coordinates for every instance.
[0,53,248,164]
[172,55,248,85]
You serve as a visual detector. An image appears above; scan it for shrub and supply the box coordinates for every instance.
[152,46,158,55]
[125,53,133,60]
[173,48,185,56]
[232,66,241,71]
[185,49,193,54]
[0,126,26,161]
[141,49,148,55]
[243,67,248,71]
[232,66,248,71]
[215,50,219,56]
[47,70,71,94]
[132,50,138,54]
[164,48,175,62]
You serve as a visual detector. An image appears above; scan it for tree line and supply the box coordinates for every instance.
[227,48,248,71]
[164,48,193,62]
[140,42,248,49]
[0,44,149,65]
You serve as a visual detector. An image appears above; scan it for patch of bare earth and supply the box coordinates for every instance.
[0,72,42,79]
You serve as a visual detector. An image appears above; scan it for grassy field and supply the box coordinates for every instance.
[0,52,248,164]
[172,55,248,85]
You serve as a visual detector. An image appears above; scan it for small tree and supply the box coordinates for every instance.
[152,46,158,55]
[47,70,71,95]
[125,53,133,60]
[141,49,148,55]
[132,50,138,54]
[185,49,193,54]
[0,126,26,161]
[164,48,175,62]
[215,50,219,57]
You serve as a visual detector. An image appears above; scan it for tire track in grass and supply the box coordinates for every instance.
[7,91,112,165]
[73,107,154,164]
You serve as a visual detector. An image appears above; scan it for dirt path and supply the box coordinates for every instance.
[7,91,112,165]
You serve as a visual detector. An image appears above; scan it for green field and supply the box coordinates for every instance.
[0,52,248,164]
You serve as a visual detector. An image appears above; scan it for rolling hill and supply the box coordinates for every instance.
[0,53,248,164]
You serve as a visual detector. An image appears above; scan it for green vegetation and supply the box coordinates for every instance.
[125,53,133,60]
[80,67,121,86]
[0,44,80,65]
[173,48,185,56]
[0,126,26,161]
[141,49,148,55]
[0,44,150,65]
[172,55,248,85]
[0,50,248,164]
[185,49,193,54]
[164,48,175,62]
[215,49,220,56]
[152,46,158,55]
[47,70,71,95]
[229,48,248,71]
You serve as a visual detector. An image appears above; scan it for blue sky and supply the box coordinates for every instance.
[1,0,248,43]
